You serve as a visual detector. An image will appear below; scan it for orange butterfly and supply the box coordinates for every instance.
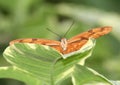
[10,26,112,54]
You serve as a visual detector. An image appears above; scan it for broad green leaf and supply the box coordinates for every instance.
[72,64,112,85]
[3,38,95,85]
[0,66,41,85]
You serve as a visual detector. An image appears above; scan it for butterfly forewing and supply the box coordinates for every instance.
[10,38,63,52]
[68,26,112,43]
[10,38,60,45]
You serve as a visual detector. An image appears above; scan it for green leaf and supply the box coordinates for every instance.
[3,39,95,85]
[110,80,120,85]
[0,66,41,85]
[72,64,112,85]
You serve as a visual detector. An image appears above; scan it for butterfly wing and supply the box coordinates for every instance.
[62,26,112,54]
[68,26,112,43]
[62,39,88,54]
[10,38,63,53]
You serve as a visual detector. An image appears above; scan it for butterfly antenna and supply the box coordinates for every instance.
[46,28,62,38]
[62,21,74,38]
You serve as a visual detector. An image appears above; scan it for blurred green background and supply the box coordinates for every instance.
[0,0,120,85]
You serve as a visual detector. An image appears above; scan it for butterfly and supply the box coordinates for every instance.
[10,26,112,54]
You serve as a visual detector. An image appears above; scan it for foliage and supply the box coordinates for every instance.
[0,0,120,85]
[1,39,119,85]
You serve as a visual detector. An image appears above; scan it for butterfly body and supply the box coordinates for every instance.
[10,26,112,54]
